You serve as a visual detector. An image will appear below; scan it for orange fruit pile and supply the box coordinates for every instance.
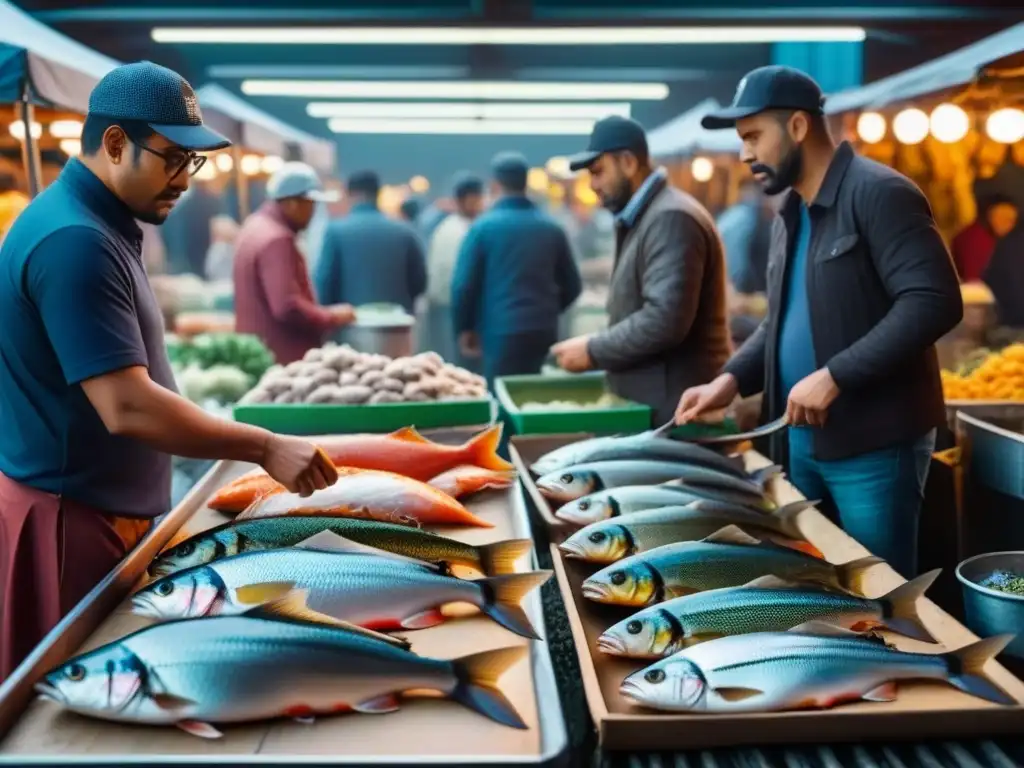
[942,343,1024,401]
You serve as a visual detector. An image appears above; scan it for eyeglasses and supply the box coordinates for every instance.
[132,138,207,179]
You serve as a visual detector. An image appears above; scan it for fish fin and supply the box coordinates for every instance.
[835,555,885,594]
[451,646,528,729]
[389,426,430,443]
[294,530,435,570]
[294,716,316,725]
[879,569,941,643]
[769,500,816,539]
[479,571,552,639]
[476,539,533,576]
[464,424,515,472]
[862,681,899,703]
[151,692,196,711]
[749,464,783,489]
[353,694,401,714]
[234,489,283,521]
[945,634,1017,705]
[233,581,298,605]
[740,575,807,590]
[788,620,863,638]
[401,609,446,630]
[713,687,764,703]
[700,524,763,547]
[176,720,223,739]
[246,590,411,649]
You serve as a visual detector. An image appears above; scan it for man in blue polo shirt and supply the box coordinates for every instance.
[0,62,337,680]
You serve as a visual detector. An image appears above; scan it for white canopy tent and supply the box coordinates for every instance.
[648,98,742,160]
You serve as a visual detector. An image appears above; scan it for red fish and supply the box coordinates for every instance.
[427,465,517,499]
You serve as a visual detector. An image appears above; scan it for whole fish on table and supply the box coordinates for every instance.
[619,622,1015,713]
[148,515,532,579]
[559,499,821,562]
[133,542,550,639]
[234,467,492,528]
[535,460,779,504]
[37,593,529,738]
[556,484,779,526]
[582,525,882,607]
[598,570,942,658]
[427,465,517,499]
[531,427,747,479]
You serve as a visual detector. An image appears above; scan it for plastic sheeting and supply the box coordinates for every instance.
[648,98,742,159]
[826,22,1024,114]
[196,84,336,175]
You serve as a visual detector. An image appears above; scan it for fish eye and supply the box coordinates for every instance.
[588,531,606,543]
[610,571,626,586]
[644,669,666,684]
[626,620,643,635]
[155,581,175,597]
[65,663,86,682]
[577,500,590,511]
[175,542,195,557]
[560,473,574,484]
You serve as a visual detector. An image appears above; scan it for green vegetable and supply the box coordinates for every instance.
[981,569,1024,596]
[166,333,275,383]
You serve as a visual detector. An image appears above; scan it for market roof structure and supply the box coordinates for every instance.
[648,98,742,159]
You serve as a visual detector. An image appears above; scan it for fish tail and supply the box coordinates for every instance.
[770,500,816,539]
[835,555,885,594]
[464,425,515,472]
[451,646,528,728]
[945,634,1017,705]
[749,464,783,489]
[476,539,534,576]
[880,569,941,643]
[478,571,552,639]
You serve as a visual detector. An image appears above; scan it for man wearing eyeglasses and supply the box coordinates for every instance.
[0,62,338,680]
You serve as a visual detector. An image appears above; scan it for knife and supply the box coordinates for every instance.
[654,415,790,445]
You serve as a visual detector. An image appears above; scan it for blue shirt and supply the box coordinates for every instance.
[778,203,816,443]
[0,159,176,517]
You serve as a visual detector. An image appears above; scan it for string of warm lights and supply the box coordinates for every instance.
[855,104,1024,145]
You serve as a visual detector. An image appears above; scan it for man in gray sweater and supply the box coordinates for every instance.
[552,116,731,423]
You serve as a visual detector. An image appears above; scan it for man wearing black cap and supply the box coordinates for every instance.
[675,65,963,577]
[0,61,338,679]
[552,116,731,423]
[451,152,581,383]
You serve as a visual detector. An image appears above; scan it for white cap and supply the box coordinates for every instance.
[266,161,340,202]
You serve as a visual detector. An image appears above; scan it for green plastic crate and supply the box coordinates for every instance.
[233,398,494,436]
[495,372,651,436]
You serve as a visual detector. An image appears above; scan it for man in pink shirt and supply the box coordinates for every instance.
[234,163,354,363]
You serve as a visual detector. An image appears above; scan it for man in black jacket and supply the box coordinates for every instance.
[675,66,963,577]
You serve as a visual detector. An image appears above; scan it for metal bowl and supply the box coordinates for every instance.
[956,551,1024,659]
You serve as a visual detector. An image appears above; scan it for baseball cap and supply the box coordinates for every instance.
[88,61,231,152]
[568,116,648,172]
[702,65,825,130]
[266,162,340,202]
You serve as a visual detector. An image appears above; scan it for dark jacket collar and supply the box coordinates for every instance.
[782,141,856,217]
[59,159,143,241]
[618,168,667,229]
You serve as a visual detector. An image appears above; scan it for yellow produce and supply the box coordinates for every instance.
[942,343,1024,401]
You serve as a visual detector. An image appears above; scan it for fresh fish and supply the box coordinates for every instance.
[37,593,529,737]
[133,540,550,639]
[148,516,532,579]
[235,467,492,528]
[535,460,780,503]
[598,570,942,658]
[209,425,513,513]
[556,485,778,526]
[582,525,883,607]
[531,428,747,479]
[428,465,517,499]
[619,622,1016,713]
[559,500,821,563]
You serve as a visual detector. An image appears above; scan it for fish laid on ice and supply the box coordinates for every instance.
[582,525,882,607]
[535,460,779,504]
[134,540,550,639]
[556,484,778,526]
[620,622,1015,713]
[148,515,532,579]
[559,500,820,563]
[37,593,529,738]
[598,570,942,658]
[208,425,514,513]
[235,467,492,528]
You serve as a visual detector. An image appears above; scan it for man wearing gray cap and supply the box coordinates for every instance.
[234,161,355,364]
[0,62,338,679]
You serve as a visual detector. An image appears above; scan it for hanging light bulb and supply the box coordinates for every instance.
[49,119,83,139]
[691,156,714,182]
[409,175,429,193]
[527,167,549,192]
[59,139,81,157]
[856,112,886,144]
[195,161,218,181]
[260,155,284,174]
[986,108,1024,144]
[240,154,262,176]
[929,103,969,144]
[9,120,42,141]
[546,156,571,177]
[892,108,929,145]
[214,152,234,172]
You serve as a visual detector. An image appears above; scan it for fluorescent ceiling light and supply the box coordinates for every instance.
[244,80,669,100]
[153,26,866,45]
[307,101,630,119]
[326,118,594,135]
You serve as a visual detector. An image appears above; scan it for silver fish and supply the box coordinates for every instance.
[555,484,778,526]
[535,460,779,503]
[620,622,1015,713]
[37,594,528,738]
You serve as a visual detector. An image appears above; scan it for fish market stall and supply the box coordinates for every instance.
[0,427,566,766]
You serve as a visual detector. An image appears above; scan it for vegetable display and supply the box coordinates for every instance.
[240,345,487,405]
[168,333,276,406]
[941,343,1024,401]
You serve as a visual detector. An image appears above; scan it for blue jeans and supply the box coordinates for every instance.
[787,427,937,579]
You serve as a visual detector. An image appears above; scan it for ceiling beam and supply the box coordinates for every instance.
[29,6,471,22]
[534,5,1019,20]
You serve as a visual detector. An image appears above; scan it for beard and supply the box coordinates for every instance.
[600,174,634,214]
[751,141,803,196]
[133,192,181,225]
